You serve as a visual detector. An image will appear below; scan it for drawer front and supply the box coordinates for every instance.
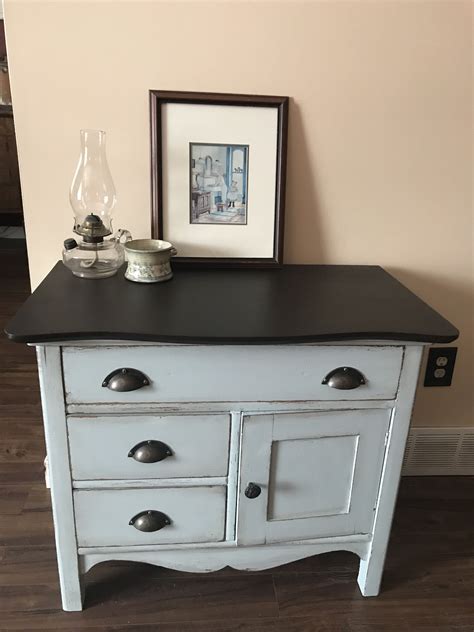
[62,345,404,404]
[74,486,226,547]
[68,414,230,480]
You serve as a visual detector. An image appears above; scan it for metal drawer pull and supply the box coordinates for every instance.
[245,482,262,499]
[322,366,366,390]
[102,367,150,392]
[128,440,172,463]
[129,510,171,532]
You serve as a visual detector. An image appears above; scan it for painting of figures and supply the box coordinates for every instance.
[190,143,249,225]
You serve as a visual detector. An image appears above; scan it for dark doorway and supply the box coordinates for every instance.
[0,18,25,253]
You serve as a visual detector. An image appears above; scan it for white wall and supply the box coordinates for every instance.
[4,1,472,428]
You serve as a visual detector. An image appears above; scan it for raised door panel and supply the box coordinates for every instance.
[237,409,391,545]
[268,434,358,520]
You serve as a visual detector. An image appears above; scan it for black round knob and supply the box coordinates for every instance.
[245,482,262,499]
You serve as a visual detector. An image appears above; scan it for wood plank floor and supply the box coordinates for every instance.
[0,245,473,631]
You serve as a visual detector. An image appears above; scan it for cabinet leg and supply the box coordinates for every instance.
[37,347,84,611]
[356,346,423,598]
[59,571,84,611]
[357,553,384,597]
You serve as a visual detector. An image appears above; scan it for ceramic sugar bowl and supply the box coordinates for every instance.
[124,239,177,283]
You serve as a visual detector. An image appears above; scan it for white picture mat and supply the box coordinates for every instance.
[162,103,278,258]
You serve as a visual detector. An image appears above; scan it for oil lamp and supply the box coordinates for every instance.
[62,129,131,278]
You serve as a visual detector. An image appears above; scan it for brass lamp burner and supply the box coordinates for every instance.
[74,213,112,242]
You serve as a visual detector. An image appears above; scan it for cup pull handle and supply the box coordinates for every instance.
[102,368,150,392]
[322,367,366,390]
[129,510,171,532]
[128,440,172,463]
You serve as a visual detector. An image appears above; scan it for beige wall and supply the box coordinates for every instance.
[4,1,472,427]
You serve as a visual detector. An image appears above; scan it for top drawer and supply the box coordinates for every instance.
[62,345,404,404]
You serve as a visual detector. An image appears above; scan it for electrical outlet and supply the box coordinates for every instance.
[424,347,457,387]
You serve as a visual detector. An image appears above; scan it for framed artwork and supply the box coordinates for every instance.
[150,91,289,267]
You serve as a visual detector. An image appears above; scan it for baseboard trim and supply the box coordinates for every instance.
[402,427,474,475]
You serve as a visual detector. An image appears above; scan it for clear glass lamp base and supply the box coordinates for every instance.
[70,268,119,279]
[64,259,121,279]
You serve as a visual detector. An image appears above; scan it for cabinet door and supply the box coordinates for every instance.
[237,409,391,545]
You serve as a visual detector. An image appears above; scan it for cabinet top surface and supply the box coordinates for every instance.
[5,263,458,344]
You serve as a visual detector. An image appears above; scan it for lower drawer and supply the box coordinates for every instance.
[74,486,226,547]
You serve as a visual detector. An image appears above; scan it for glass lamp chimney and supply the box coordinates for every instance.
[69,129,116,240]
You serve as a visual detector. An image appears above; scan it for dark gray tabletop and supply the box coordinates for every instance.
[5,262,459,344]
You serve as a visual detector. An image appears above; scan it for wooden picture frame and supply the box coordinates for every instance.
[150,90,289,267]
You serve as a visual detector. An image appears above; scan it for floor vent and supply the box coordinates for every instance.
[402,427,474,475]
